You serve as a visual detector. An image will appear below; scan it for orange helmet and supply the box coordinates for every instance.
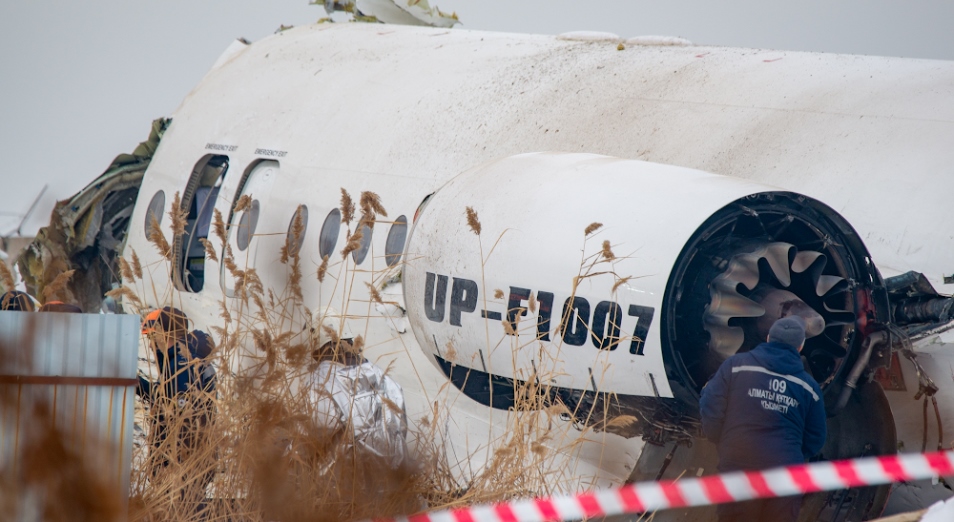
[141,309,163,334]
[141,307,188,337]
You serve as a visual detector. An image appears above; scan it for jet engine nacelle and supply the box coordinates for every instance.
[404,152,884,422]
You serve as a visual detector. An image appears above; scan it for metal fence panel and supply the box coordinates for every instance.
[0,311,139,520]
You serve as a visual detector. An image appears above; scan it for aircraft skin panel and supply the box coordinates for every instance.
[143,23,954,290]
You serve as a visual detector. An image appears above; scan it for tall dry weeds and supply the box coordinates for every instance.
[40,269,76,304]
[113,192,634,522]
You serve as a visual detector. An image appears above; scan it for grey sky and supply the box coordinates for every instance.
[2,0,953,235]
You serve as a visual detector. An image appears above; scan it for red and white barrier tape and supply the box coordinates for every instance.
[379,450,954,522]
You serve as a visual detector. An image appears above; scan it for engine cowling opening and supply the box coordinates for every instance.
[662,192,883,403]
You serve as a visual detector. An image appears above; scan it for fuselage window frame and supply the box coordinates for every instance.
[173,154,229,293]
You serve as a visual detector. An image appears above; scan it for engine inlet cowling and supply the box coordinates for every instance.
[663,192,885,405]
[402,153,886,413]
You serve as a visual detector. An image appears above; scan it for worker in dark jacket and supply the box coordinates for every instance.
[699,315,827,522]
[138,307,216,511]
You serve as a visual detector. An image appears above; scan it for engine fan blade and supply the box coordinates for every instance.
[705,286,765,323]
[817,275,848,297]
[760,242,794,288]
[792,250,828,289]
[719,255,762,291]
[706,325,746,358]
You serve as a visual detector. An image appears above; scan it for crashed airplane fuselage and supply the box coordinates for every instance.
[26,23,954,520]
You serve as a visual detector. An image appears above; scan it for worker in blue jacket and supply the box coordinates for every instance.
[700,315,827,522]
[138,306,217,512]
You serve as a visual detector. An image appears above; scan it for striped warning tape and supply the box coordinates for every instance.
[379,450,954,522]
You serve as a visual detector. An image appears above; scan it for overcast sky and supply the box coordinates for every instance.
[2,0,953,236]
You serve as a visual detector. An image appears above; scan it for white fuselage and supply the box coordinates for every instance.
[125,23,954,491]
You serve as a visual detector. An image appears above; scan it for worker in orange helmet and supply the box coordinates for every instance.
[137,306,216,513]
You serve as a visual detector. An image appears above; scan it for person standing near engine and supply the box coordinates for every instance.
[699,316,827,522]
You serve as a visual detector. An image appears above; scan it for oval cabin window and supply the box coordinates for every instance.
[286,205,309,257]
[385,215,407,267]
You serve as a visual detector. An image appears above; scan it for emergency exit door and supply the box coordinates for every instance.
[221,160,278,297]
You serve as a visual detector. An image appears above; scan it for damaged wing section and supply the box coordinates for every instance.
[17,118,170,312]
[319,0,459,27]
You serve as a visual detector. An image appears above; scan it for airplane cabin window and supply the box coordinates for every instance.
[286,205,308,257]
[352,223,372,265]
[144,190,165,236]
[384,215,407,267]
[319,209,341,259]
[236,199,260,252]
[175,155,229,293]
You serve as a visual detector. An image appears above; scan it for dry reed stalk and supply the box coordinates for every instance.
[341,227,364,259]
[0,259,16,292]
[252,293,269,323]
[223,244,238,275]
[340,188,355,224]
[218,300,232,324]
[245,268,264,296]
[169,191,187,238]
[584,222,603,236]
[234,194,251,214]
[212,208,227,244]
[130,249,143,280]
[351,335,365,356]
[494,289,504,299]
[502,319,517,336]
[40,269,75,304]
[604,415,639,429]
[317,255,329,282]
[148,216,172,261]
[358,191,388,228]
[199,238,218,263]
[282,206,307,265]
[612,276,632,293]
[601,240,615,261]
[288,254,303,303]
[360,191,388,218]
[465,207,481,235]
[365,282,383,304]
[117,256,133,285]
[321,325,340,346]
[105,286,143,309]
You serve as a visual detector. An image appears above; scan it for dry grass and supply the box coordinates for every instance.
[465,207,481,236]
[316,255,329,283]
[340,189,355,225]
[148,215,172,261]
[0,260,16,292]
[40,269,76,304]
[4,191,642,522]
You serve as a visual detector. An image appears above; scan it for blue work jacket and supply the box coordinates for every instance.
[699,341,827,471]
